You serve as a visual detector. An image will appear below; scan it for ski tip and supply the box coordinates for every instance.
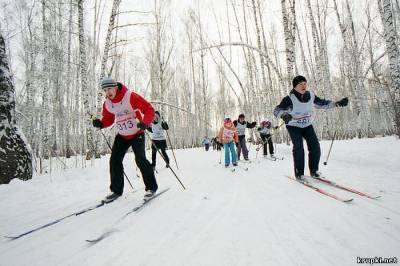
[370,195,382,200]
[86,239,100,244]
[4,236,18,240]
[86,230,118,244]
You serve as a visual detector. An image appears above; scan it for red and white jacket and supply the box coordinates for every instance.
[100,83,155,140]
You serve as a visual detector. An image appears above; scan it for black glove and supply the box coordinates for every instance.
[161,121,169,130]
[274,126,279,129]
[92,119,103,129]
[281,112,292,124]
[335,97,349,107]
[137,121,148,130]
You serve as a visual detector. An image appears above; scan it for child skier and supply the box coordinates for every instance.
[92,78,158,201]
[257,120,276,157]
[147,111,170,170]
[202,136,210,151]
[274,75,348,180]
[215,136,222,151]
[233,114,257,161]
[218,117,239,167]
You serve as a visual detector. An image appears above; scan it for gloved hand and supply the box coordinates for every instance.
[161,121,169,130]
[281,112,292,124]
[274,126,279,129]
[137,121,148,130]
[335,97,349,107]
[92,119,103,129]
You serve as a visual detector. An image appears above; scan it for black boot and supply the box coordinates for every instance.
[102,193,121,203]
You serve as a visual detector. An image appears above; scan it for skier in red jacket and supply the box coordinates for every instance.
[92,78,158,202]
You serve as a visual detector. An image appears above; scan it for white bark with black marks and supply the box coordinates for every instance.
[0,31,32,184]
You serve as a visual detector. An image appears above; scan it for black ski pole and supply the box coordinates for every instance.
[323,130,337,166]
[144,130,186,190]
[164,121,179,170]
[247,128,255,153]
[98,129,135,190]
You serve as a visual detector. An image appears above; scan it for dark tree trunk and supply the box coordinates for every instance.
[0,31,33,184]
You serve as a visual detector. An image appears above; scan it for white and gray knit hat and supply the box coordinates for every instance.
[100,77,117,89]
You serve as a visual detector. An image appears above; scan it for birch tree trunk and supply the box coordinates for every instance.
[65,0,74,158]
[0,31,33,184]
[99,0,121,81]
[77,0,94,159]
[378,0,400,137]
[281,0,296,88]
[40,0,50,161]
[251,0,268,96]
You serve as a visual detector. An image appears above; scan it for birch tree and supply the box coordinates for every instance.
[378,0,400,137]
[77,0,94,159]
[281,0,296,89]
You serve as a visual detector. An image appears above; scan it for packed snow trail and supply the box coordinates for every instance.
[0,137,399,266]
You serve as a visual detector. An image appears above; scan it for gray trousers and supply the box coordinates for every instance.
[237,136,249,159]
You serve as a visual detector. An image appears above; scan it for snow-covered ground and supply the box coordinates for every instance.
[1,136,399,266]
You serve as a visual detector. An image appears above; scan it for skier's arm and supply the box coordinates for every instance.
[130,92,155,126]
[313,94,336,109]
[234,131,239,143]
[162,121,169,130]
[101,103,115,128]
[218,127,224,143]
[273,96,292,118]
[246,121,257,128]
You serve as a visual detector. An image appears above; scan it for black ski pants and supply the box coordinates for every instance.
[204,143,210,151]
[260,134,274,155]
[286,125,321,177]
[110,133,158,195]
[151,139,170,167]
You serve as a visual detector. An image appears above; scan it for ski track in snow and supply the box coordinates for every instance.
[0,136,399,266]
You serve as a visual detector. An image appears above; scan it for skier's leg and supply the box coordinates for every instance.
[151,140,157,168]
[241,137,249,159]
[224,143,231,166]
[303,125,321,174]
[160,140,170,166]
[236,139,242,160]
[230,142,237,164]
[109,135,131,195]
[286,126,305,177]
[260,135,267,155]
[267,135,274,155]
[132,133,158,192]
